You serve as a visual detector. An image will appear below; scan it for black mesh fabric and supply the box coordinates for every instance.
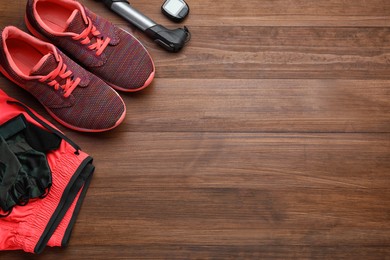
[0,136,21,214]
[0,115,56,214]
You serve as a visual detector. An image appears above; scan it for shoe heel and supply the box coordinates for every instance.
[24,15,50,42]
[0,64,28,90]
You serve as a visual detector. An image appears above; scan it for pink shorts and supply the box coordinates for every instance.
[0,89,94,253]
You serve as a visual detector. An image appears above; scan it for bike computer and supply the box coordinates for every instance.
[162,0,189,22]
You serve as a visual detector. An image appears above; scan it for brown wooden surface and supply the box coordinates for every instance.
[1,0,389,259]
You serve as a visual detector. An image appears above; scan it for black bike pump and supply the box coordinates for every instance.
[102,0,190,52]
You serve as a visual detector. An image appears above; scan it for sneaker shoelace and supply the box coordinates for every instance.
[72,17,111,56]
[39,55,81,98]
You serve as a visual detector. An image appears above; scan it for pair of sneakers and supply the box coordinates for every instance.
[0,0,155,132]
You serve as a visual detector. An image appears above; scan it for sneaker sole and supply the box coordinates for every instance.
[25,15,156,93]
[104,69,155,92]
[0,63,126,132]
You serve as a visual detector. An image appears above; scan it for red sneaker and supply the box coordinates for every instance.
[25,0,155,92]
[0,26,126,132]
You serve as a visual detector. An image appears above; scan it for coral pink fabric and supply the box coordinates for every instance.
[0,89,93,253]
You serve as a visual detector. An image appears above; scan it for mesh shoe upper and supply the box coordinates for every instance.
[0,26,126,132]
[25,0,155,92]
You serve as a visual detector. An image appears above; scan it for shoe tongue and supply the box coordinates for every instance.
[64,9,87,34]
[30,53,58,76]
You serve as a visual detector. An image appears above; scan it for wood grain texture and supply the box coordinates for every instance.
[0,0,389,259]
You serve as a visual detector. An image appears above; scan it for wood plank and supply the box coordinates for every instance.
[72,79,390,133]
[2,2,390,80]
[147,26,390,79]
[81,0,390,27]
[2,245,390,259]
[76,132,390,189]
[1,79,389,133]
[61,132,390,259]
[2,0,390,28]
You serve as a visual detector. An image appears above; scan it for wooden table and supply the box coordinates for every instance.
[1,0,389,259]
